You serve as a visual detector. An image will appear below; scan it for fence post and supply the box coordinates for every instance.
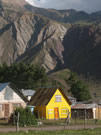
[16,112,20,132]
[84,109,86,129]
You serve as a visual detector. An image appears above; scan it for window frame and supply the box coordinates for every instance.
[55,95,62,102]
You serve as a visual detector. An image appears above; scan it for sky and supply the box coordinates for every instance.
[25,0,101,13]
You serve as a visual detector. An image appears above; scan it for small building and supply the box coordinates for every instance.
[71,103,101,119]
[21,89,36,101]
[0,82,28,118]
[29,87,71,120]
[68,96,77,104]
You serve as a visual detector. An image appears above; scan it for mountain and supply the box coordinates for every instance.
[24,3,101,24]
[25,4,90,23]
[0,7,70,72]
[0,0,101,79]
[63,24,101,79]
[0,0,100,24]
[0,0,27,10]
[0,0,86,23]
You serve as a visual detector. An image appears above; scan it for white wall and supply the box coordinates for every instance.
[0,86,26,118]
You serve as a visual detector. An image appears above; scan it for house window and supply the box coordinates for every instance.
[55,95,62,102]
[0,104,3,111]
[61,108,68,115]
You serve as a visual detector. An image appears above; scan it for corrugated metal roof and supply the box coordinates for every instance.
[22,89,36,96]
[72,103,97,109]
[0,83,9,92]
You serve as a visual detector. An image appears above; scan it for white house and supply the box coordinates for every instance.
[0,83,28,118]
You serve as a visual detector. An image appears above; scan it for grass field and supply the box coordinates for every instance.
[0,128,101,135]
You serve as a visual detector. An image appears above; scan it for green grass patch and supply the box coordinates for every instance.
[50,69,70,80]
[0,128,101,135]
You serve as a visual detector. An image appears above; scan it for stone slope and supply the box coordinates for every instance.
[0,0,27,10]
[0,9,68,72]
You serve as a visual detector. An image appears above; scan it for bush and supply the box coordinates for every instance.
[10,107,37,126]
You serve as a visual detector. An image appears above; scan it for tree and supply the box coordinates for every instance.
[66,72,91,101]
[0,63,47,89]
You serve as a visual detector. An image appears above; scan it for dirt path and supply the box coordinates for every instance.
[0,125,101,133]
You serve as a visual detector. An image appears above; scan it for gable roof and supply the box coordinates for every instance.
[0,83,9,92]
[29,87,71,106]
[0,82,28,103]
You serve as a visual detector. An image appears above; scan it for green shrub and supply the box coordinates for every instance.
[10,107,37,126]
[66,72,91,101]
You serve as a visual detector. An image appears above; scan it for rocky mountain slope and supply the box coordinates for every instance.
[0,0,27,10]
[0,0,101,79]
[0,7,70,72]
[63,24,101,79]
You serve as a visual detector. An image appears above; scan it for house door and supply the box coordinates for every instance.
[54,107,59,119]
[4,104,9,117]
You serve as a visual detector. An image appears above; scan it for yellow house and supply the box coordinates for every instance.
[29,87,71,119]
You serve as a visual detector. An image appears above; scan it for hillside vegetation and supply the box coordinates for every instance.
[50,69,101,102]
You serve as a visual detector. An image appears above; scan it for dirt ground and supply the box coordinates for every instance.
[0,125,101,133]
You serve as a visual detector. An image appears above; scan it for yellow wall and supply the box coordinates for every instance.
[46,89,71,119]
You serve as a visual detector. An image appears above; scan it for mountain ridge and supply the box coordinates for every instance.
[0,8,69,72]
[0,0,101,79]
[1,0,101,24]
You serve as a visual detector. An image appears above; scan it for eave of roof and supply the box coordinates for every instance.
[9,83,28,103]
